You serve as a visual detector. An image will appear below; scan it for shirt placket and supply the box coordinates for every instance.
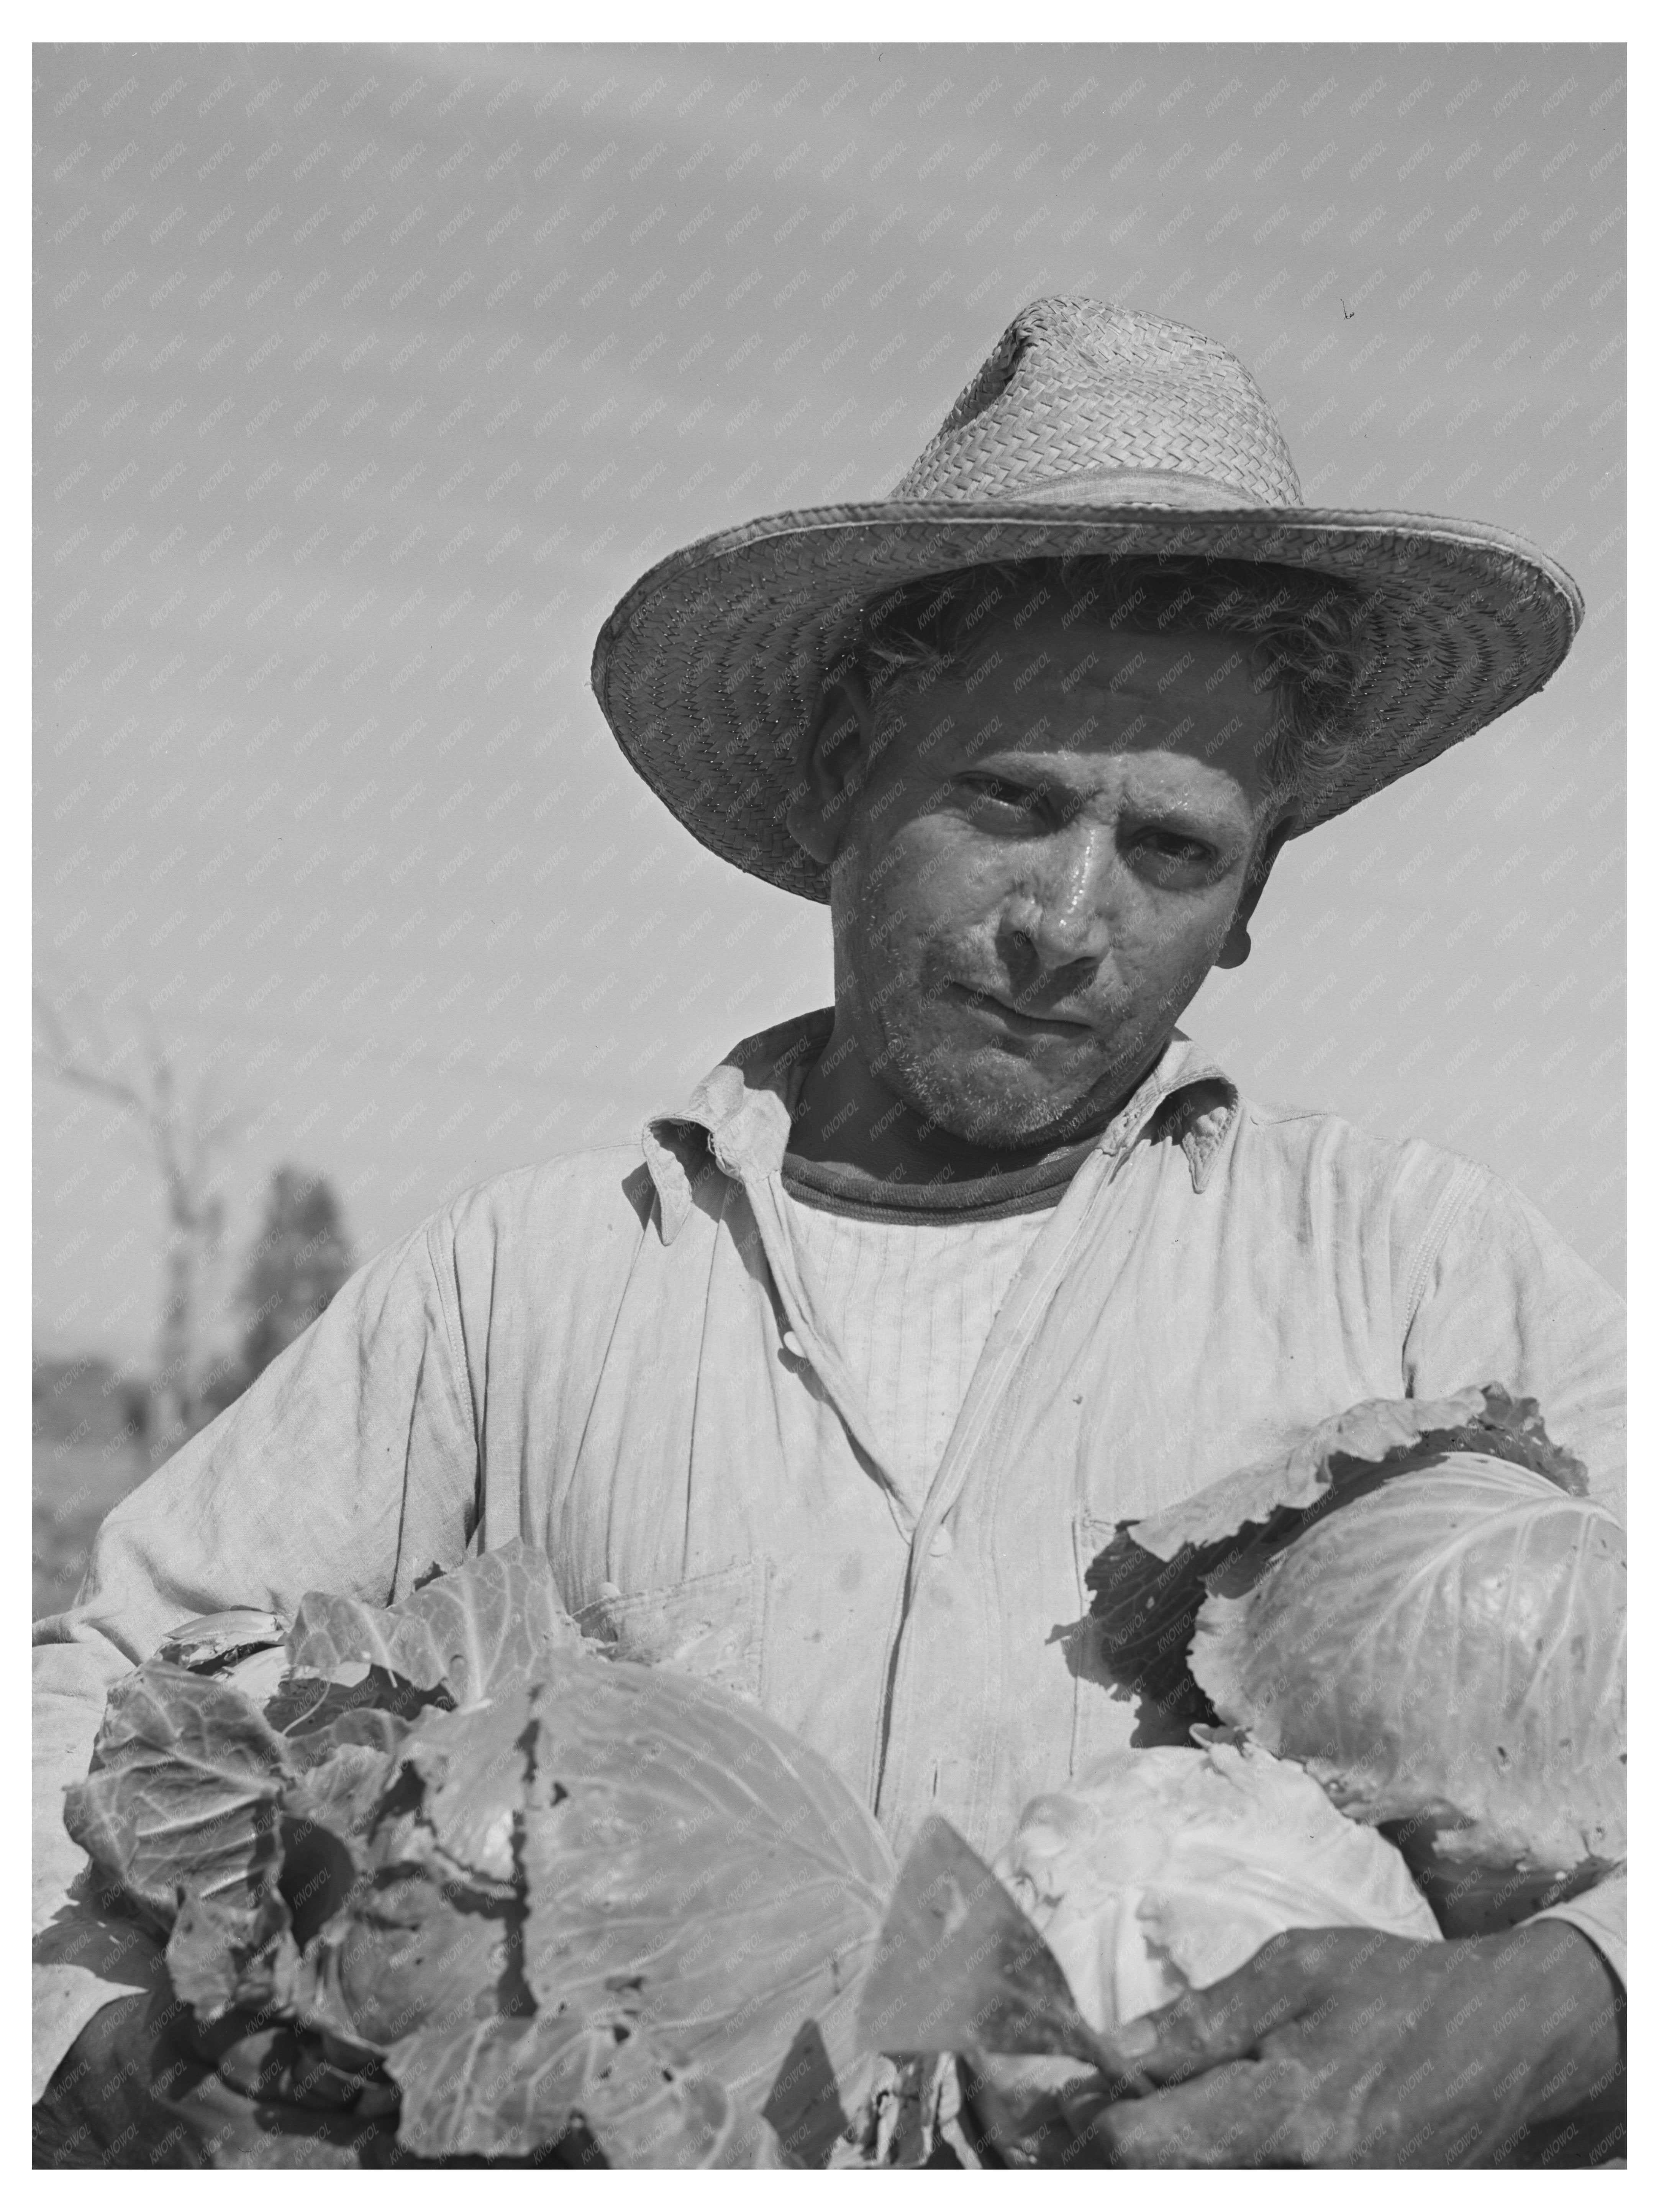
[869,1141,1132,1843]
[660,1023,1228,1847]
[874,1056,1223,1849]
[739,1170,923,1539]
[747,1137,1137,1846]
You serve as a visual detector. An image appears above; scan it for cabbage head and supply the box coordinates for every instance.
[63,1545,896,2168]
[1192,1454,1624,1925]
[977,1740,1439,2161]
[1085,1386,1625,1932]
[997,1740,1439,2033]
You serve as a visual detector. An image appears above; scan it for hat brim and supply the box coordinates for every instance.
[591,501,1584,904]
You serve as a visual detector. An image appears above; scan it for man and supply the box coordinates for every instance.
[34,298,1624,2166]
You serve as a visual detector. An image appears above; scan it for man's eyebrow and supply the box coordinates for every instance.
[958,718,1005,756]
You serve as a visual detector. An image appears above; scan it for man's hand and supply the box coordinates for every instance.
[1055,1922,1625,2168]
[33,1977,398,2169]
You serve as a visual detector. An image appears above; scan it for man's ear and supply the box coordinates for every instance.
[784,671,877,866]
[1215,813,1294,971]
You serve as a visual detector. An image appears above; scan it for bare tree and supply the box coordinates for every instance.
[34,985,244,1458]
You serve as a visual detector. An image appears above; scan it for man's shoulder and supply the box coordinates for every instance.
[1234,1087,1452,1155]
[1227,1089,1496,1208]
[428,1142,659,1252]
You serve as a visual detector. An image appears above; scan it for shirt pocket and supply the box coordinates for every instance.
[574,1557,768,1705]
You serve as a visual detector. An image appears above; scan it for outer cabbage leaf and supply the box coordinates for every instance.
[282,1696,535,2052]
[288,1704,410,1775]
[157,1600,431,1760]
[157,1609,289,1673]
[285,1540,579,1706]
[400,1688,535,1881]
[1192,1455,1626,1891]
[167,1882,302,2023]
[296,1863,521,2053]
[63,1643,396,2027]
[386,2012,775,2168]
[63,1664,296,1927]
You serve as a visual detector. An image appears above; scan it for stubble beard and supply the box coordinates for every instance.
[867,983,1110,1150]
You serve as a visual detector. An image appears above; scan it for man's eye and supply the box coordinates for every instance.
[1136,829,1213,867]
[962,775,1040,813]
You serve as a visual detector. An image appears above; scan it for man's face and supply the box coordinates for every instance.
[798,608,1285,1149]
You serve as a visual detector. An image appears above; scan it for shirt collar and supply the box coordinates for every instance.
[642,1007,1239,1243]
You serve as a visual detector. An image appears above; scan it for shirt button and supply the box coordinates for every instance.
[929,1527,954,1559]
[781,1328,804,1359]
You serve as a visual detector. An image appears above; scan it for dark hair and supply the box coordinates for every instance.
[845,554,1368,824]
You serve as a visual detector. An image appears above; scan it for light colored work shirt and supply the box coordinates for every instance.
[32,1010,1627,2096]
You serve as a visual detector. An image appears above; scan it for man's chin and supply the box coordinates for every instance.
[892,1044,1110,1153]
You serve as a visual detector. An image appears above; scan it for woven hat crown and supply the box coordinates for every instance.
[892,297,1303,510]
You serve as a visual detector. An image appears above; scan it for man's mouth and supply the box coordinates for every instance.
[944,981,1092,1038]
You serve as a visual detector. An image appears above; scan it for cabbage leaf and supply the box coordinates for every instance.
[285,1540,581,1705]
[64,1666,294,1928]
[385,2010,770,2167]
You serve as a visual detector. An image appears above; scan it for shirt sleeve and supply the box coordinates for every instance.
[31,1212,479,2098]
[1401,1163,1628,1989]
[1401,1163,1626,1517]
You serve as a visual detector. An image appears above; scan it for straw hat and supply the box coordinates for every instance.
[592,297,1582,903]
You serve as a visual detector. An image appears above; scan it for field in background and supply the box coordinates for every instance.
[33,1440,151,1622]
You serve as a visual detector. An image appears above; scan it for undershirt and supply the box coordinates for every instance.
[775,1146,1091,1497]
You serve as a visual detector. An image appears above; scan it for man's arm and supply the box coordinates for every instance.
[32,1212,479,2098]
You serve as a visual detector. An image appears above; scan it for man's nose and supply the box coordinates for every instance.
[1006,820,1118,973]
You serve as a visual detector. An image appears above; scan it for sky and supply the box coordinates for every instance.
[33,41,1625,1367]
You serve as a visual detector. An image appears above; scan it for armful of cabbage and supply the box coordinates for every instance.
[50,1544,902,2169]
[884,1385,1626,2165]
